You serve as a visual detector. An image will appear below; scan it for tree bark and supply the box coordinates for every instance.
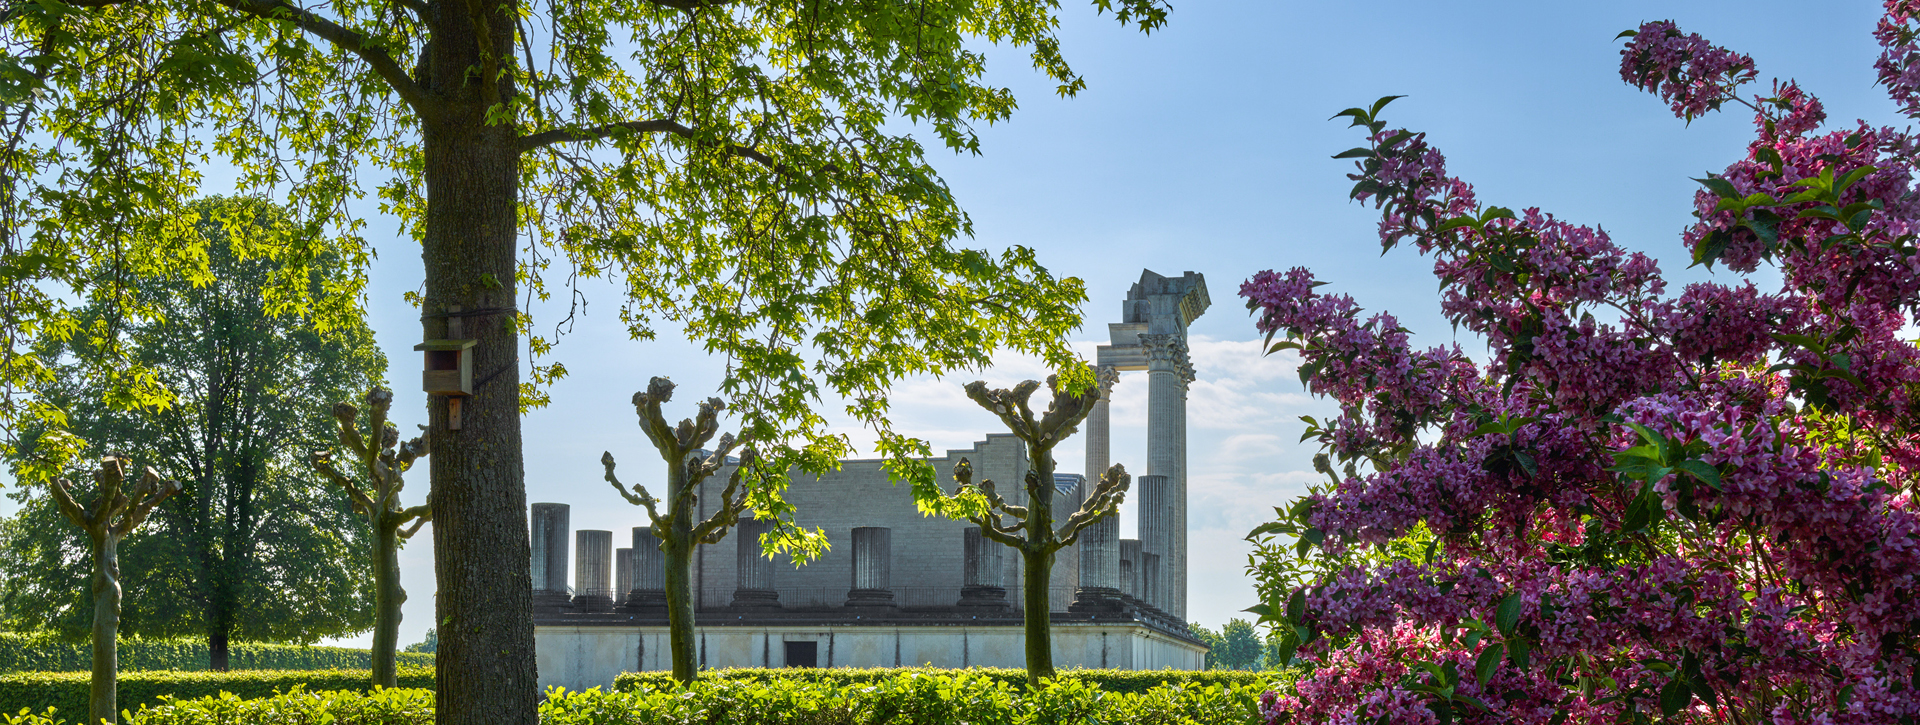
[1022,545,1054,683]
[422,0,536,719]
[90,533,121,725]
[371,518,405,688]
[663,461,697,683]
[663,537,697,683]
[1023,471,1056,684]
[209,631,229,672]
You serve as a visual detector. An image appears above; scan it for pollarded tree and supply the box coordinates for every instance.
[600,377,756,685]
[45,457,180,725]
[1245,10,1920,723]
[1,2,1171,719]
[945,376,1130,683]
[307,387,430,689]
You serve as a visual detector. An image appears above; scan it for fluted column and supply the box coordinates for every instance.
[847,527,895,607]
[575,530,613,611]
[1136,474,1173,613]
[731,518,780,608]
[1071,514,1123,612]
[957,526,1009,609]
[624,526,667,611]
[1119,538,1143,600]
[615,548,633,606]
[1142,334,1188,620]
[530,503,570,609]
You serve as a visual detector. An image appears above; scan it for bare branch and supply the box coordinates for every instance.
[397,503,432,539]
[308,450,374,515]
[517,119,775,169]
[1057,463,1130,543]
[602,451,663,526]
[117,468,181,536]
[206,0,433,115]
[47,478,91,530]
[973,516,1026,549]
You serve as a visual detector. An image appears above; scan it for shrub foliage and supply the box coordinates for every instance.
[0,634,433,673]
[0,666,433,719]
[2,668,1286,724]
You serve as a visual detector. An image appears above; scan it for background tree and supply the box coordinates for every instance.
[1189,622,1224,670]
[404,627,436,654]
[46,457,180,725]
[1244,10,1920,722]
[0,198,383,670]
[307,387,430,689]
[1216,618,1262,671]
[944,376,1130,683]
[601,377,756,684]
[1,1,1172,718]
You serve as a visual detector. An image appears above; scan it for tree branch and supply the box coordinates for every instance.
[602,451,663,526]
[307,451,374,515]
[517,119,775,169]
[206,0,432,115]
[47,478,92,531]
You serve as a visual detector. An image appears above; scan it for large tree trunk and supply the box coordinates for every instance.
[90,534,121,725]
[422,0,536,719]
[371,520,405,688]
[208,631,228,672]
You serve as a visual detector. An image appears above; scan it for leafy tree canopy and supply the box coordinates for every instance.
[1,198,382,650]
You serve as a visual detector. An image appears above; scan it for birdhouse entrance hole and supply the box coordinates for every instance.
[425,350,460,371]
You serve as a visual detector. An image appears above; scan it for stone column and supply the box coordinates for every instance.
[957,526,1008,609]
[846,527,895,607]
[731,518,780,608]
[1142,334,1187,620]
[529,503,571,609]
[1071,513,1122,612]
[1119,538,1143,601]
[1176,363,1193,621]
[1136,474,1173,613]
[615,548,633,606]
[575,530,613,611]
[624,526,667,611]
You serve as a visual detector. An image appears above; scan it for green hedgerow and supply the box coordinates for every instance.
[0,667,434,719]
[0,633,434,673]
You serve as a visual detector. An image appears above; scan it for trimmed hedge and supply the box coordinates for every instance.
[614,666,1292,695]
[0,666,434,720]
[0,634,434,673]
[3,670,1281,724]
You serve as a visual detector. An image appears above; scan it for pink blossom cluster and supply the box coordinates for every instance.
[1619,20,1757,120]
[1247,9,1920,724]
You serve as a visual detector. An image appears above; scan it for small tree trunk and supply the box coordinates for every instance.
[663,539,697,684]
[371,521,405,688]
[89,534,121,725]
[1022,546,1055,683]
[665,462,698,684]
[208,631,229,672]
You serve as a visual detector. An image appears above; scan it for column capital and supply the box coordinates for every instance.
[1139,333,1190,372]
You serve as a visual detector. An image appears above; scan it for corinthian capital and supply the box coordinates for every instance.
[1138,334,1189,372]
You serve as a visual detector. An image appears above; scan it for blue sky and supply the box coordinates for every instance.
[297,0,1920,648]
[6,1,1903,649]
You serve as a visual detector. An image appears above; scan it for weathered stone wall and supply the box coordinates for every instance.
[690,434,1039,610]
[535,622,1208,692]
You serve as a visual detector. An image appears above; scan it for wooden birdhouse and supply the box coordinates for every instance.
[415,339,477,396]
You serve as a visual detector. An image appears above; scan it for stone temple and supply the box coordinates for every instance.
[532,270,1211,691]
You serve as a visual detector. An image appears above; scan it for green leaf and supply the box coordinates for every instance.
[1495,594,1523,637]
[1475,643,1504,686]
[1660,679,1693,716]
[1331,147,1374,159]
[1286,588,1307,623]
[1675,460,1722,491]
[1694,176,1740,199]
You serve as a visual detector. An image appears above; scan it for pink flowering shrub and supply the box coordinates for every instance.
[1244,8,1920,725]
